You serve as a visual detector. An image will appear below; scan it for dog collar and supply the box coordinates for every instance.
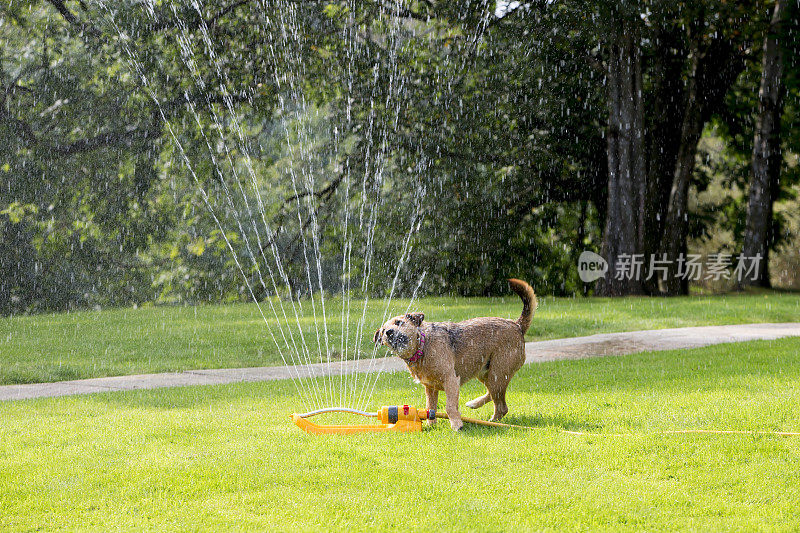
[407,329,425,364]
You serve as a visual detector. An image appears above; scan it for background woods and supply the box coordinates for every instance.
[1,0,799,313]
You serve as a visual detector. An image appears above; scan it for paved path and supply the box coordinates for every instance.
[2,323,800,402]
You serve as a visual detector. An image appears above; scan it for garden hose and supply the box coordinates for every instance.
[433,412,800,436]
[434,411,539,430]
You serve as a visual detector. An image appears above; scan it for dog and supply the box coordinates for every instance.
[374,279,536,430]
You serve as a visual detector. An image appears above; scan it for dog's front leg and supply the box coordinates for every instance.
[425,386,438,426]
[444,377,463,431]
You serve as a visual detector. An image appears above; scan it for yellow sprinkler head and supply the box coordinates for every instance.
[292,405,435,434]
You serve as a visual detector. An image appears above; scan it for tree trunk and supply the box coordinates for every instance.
[576,199,588,296]
[643,28,686,295]
[596,19,647,296]
[632,33,647,253]
[598,8,745,296]
[658,26,745,295]
[742,0,788,288]
[659,43,703,296]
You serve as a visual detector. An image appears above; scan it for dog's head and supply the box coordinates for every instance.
[373,312,425,359]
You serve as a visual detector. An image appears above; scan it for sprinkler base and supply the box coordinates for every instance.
[292,405,430,434]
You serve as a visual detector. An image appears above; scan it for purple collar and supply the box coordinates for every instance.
[407,329,425,363]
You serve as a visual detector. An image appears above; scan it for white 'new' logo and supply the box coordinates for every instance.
[578,251,608,282]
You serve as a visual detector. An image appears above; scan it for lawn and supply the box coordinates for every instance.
[1,292,799,384]
[2,337,800,531]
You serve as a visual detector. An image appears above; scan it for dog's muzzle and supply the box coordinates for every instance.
[385,329,408,350]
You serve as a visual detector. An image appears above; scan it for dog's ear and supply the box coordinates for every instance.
[373,329,381,344]
[405,312,424,327]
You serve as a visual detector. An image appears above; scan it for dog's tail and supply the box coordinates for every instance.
[508,278,537,334]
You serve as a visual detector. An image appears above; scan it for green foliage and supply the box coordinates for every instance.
[699,0,800,253]
[2,0,799,313]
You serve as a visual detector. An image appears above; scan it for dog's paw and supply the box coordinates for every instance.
[465,399,480,409]
[450,420,463,431]
[490,407,509,422]
[424,419,437,427]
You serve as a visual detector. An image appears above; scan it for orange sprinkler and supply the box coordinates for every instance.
[291,405,537,434]
[292,405,433,434]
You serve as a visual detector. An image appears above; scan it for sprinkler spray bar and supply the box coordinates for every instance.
[296,407,379,418]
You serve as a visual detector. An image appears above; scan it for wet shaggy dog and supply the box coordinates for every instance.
[374,279,536,431]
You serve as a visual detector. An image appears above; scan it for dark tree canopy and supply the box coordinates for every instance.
[1,0,799,313]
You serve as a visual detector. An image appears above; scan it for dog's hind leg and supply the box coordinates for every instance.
[467,360,493,409]
[486,349,524,421]
[465,391,491,409]
[488,383,509,421]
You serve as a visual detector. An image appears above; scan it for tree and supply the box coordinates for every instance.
[596,4,647,296]
[742,0,789,287]
[656,2,751,295]
[2,0,798,313]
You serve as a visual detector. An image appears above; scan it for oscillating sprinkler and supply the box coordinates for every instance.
[292,405,434,434]
[291,404,538,433]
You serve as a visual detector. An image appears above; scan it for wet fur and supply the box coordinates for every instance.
[374,279,536,430]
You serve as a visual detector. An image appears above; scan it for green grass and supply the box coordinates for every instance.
[3,337,800,530]
[1,292,799,384]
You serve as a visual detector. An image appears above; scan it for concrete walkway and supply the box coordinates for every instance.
[2,323,800,402]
